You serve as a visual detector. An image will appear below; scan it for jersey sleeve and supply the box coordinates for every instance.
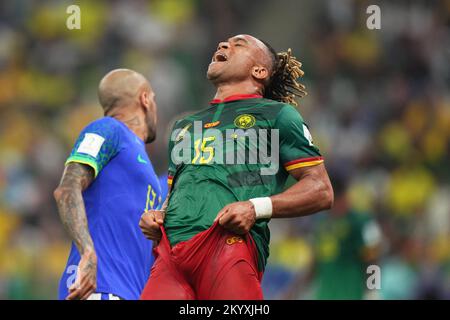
[65,118,122,177]
[167,120,180,187]
[275,105,324,172]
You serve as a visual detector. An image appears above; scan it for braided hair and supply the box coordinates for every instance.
[261,41,307,106]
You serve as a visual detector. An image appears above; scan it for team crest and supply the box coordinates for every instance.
[234,114,256,129]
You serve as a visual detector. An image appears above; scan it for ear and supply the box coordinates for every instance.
[139,90,150,110]
[251,66,269,81]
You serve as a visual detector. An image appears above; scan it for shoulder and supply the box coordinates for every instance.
[171,110,205,130]
[82,117,121,130]
[253,98,304,120]
[81,117,125,136]
[270,102,305,126]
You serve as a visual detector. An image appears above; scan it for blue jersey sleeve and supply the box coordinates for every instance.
[65,117,122,177]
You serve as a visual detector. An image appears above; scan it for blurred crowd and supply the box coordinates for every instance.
[0,0,449,299]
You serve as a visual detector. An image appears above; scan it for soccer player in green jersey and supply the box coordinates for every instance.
[139,34,334,299]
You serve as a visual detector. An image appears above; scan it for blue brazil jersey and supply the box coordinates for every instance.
[58,117,161,300]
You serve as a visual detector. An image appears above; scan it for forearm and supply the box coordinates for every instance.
[158,185,172,215]
[270,167,333,218]
[54,163,95,255]
[160,193,170,212]
[55,187,95,254]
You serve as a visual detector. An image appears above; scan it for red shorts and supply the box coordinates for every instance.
[140,221,263,300]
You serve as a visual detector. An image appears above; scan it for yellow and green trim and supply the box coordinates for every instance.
[65,155,99,177]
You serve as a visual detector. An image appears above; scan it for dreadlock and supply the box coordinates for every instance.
[261,40,307,106]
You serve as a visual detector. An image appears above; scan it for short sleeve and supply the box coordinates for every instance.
[65,117,121,177]
[167,120,180,187]
[275,105,324,172]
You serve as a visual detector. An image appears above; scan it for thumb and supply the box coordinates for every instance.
[154,211,164,225]
[69,269,81,291]
[214,207,228,222]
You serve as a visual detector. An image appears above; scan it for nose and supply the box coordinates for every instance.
[217,41,229,51]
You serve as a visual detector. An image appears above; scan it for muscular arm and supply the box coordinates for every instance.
[271,163,333,218]
[54,163,95,254]
[53,162,96,300]
[216,164,333,234]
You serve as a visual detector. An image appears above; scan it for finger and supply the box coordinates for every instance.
[142,231,154,239]
[68,275,82,293]
[77,276,96,299]
[66,288,82,300]
[143,234,153,240]
[143,233,156,241]
[223,215,248,234]
[142,213,156,225]
[141,223,161,235]
[218,210,234,226]
[215,206,229,222]
[143,230,161,240]
[80,286,96,300]
[234,224,248,235]
[154,211,164,224]
[140,219,159,232]
[225,218,241,232]
[68,284,77,293]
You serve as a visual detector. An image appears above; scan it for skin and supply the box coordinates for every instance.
[140,34,333,241]
[54,69,157,300]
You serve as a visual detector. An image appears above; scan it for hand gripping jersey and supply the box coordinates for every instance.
[58,117,162,300]
[165,95,323,271]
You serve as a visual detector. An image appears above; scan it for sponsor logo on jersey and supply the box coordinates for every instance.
[204,121,221,128]
[137,154,148,164]
[226,236,244,245]
[234,114,256,129]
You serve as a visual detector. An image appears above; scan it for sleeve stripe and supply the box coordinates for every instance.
[167,175,174,185]
[65,156,99,177]
[285,157,324,171]
[284,156,323,167]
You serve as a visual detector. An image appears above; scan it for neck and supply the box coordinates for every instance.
[213,80,262,101]
[110,110,147,142]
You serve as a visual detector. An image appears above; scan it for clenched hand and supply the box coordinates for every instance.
[139,210,165,242]
[215,201,256,234]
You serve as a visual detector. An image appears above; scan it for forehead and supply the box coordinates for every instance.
[228,34,268,52]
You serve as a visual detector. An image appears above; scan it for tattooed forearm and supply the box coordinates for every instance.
[54,163,95,255]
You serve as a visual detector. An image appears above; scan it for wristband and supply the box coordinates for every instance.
[249,197,273,219]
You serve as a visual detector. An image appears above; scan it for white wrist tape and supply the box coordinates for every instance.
[249,197,273,219]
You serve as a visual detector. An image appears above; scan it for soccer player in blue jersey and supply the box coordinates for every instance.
[54,69,162,300]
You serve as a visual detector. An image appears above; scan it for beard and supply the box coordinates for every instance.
[145,112,156,144]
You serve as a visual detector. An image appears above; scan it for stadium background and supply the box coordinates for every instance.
[0,0,449,299]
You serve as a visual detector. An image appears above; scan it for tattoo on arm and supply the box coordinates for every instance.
[54,163,95,255]
[162,182,173,211]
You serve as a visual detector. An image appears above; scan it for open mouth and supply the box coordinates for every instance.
[213,52,228,62]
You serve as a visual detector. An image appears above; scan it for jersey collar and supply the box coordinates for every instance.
[209,94,262,105]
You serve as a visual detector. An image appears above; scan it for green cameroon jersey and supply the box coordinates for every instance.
[165,94,323,271]
[314,211,379,299]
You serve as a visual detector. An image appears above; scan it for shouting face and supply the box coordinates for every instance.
[207,34,273,85]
